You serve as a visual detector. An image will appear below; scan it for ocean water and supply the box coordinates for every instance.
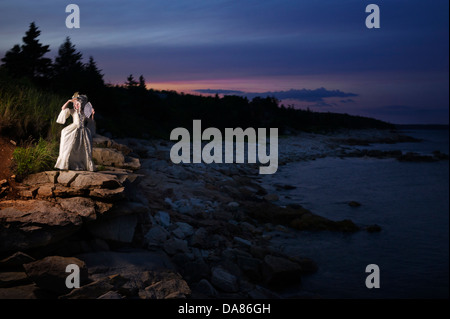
[262,129,449,299]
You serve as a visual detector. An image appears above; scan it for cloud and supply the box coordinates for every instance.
[194,89,245,95]
[194,87,358,104]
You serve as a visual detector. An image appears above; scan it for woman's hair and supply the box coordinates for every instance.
[77,94,89,109]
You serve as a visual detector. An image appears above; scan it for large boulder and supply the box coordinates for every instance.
[23,256,88,295]
[0,200,82,252]
[92,148,125,167]
[210,267,239,293]
[93,135,132,155]
[262,255,302,289]
[87,214,138,243]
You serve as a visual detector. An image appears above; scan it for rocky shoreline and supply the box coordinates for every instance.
[0,129,447,299]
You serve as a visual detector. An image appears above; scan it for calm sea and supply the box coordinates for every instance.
[263,129,449,299]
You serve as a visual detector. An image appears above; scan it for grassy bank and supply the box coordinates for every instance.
[0,75,65,142]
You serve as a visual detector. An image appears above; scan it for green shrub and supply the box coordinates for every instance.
[12,138,58,180]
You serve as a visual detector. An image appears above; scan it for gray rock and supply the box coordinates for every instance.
[71,172,121,189]
[263,255,302,289]
[88,214,138,243]
[163,238,189,256]
[192,248,210,259]
[0,200,82,252]
[190,227,210,248]
[92,147,125,167]
[0,252,35,269]
[59,275,125,299]
[236,255,263,283]
[89,187,126,201]
[234,236,252,247]
[211,267,239,293]
[124,156,141,170]
[145,225,170,244]
[57,171,79,187]
[97,290,123,299]
[23,171,58,185]
[227,201,240,208]
[0,284,39,299]
[17,186,38,198]
[98,201,149,217]
[53,185,87,197]
[172,222,194,239]
[155,211,170,228]
[195,279,218,297]
[58,197,97,221]
[142,275,191,299]
[75,249,175,278]
[23,256,88,295]
[0,272,31,288]
[36,184,55,198]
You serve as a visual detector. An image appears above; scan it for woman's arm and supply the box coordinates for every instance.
[61,99,75,110]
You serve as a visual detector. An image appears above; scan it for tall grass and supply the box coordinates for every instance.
[0,81,65,141]
[12,137,59,181]
[0,74,67,179]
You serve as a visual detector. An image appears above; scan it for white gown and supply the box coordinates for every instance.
[54,107,95,171]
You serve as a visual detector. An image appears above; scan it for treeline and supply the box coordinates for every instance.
[1,22,394,141]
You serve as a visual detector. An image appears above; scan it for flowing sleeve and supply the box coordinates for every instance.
[56,108,73,124]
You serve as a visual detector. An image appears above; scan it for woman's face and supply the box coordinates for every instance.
[73,100,81,109]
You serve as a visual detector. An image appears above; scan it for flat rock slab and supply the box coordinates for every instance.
[0,272,31,288]
[76,249,175,278]
[71,172,121,189]
[0,252,35,269]
[57,171,78,186]
[57,197,97,221]
[0,284,39,299]
[23,171,59,185]
[0,200,83,252]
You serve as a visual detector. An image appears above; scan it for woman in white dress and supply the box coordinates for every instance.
[54,93,96,171]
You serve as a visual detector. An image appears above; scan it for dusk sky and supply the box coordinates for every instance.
[0,0,448,124]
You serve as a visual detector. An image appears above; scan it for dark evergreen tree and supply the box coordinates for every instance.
[52,37,85,92]
[1,22,51,79]
[138,75,146,89]
[53,37,83,76]
[0,45,24,76]
[84,56,105,89]
[125,74,138,88]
